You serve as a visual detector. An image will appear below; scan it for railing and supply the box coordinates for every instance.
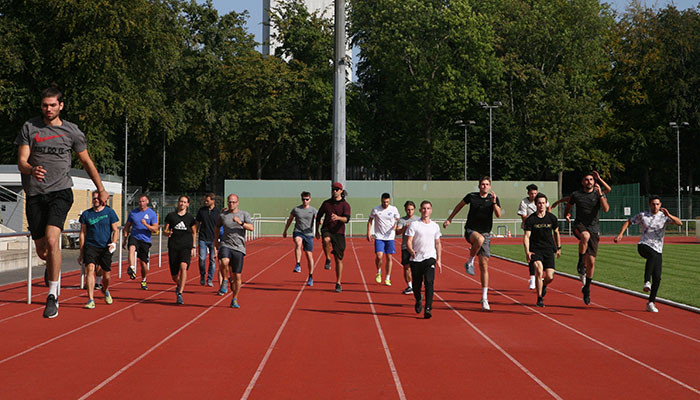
[1,218,268,304]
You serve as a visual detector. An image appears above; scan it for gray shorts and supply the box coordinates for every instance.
[465,228,491,258]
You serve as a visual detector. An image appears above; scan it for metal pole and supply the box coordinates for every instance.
[464,125,467,181]
[27,235,32,304]
[124,117,128,224]
[489,107,493,179]
[332,0,346,186]
[160,133,165,269]
[676,125,681,220]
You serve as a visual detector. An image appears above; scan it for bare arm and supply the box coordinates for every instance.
[523,230,532,262]
[492,192,502,218]
[443,200,466,228]
[593,171,612,194]
[661,208,682,226]
[366,217,373,241]
[282,213,294,237]
[614,220,631,242]
[78,223,87,264]
[435,237,442,273]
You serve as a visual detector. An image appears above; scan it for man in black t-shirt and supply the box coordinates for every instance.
[564,171,610,305]
[444,176,501,311]
[164,195,197,305]
[196,193,221,287]
[523,193,561,307]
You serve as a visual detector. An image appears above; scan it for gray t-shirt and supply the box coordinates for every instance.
[15,117,87,196]
[397,215,420,249]
[219,209,253,254]
[291,205,317,235]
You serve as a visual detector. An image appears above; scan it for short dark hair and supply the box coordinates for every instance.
[479,176,491,184]
[404,200,415,209]
[139,194,149,201]
[526,184,538,192]
[381,192,391,200]
[582,172,595,180]
[41,86,63,103]
[420,200,432,207]
[179,195,190,203]
[648,195,661,203]
[535,193,548,202]
[301,191,310,198]
[204,192,216,201]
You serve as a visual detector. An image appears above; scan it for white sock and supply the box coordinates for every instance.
[530,275,535,280]
[48,281,59,298]
[377,269,381,275]
[129,265,135,270]
[407,282,412,288]
[385,274,391,280]
[482,287,488,300]
[142,278,147,282]
[467,255,475,264]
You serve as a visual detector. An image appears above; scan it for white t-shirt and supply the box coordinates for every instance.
[370,205,400,240]
[406,220,441,262]
[629,211,672,253]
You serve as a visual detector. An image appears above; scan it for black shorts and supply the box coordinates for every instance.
[529,251,555,271]
[168,247,192,275]
[573,224,599,257]
[83,244,113,272]
[128,236,152,262]
[26,188,73,240]
[322,230,346,260]
[219,247,245,274]
[401,249,412,266]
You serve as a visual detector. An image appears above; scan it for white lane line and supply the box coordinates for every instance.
[351,240,407,400]
[81,248,292,399]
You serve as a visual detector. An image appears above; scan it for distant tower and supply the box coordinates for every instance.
[263,0,334,56]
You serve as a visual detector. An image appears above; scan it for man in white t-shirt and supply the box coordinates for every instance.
[367,193,401,286]
[406,200,442,319]
[517,184,549,290]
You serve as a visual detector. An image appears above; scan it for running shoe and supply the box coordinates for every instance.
[541,284,547,298]
[207,279,214,287]
[43,294,58,318]
[127,266,137,280]
[335,283,342,293]
[307,276,314,286]
[95,283,103,290]
[231,298,240,308]
[200,277,205,286]
[102,287,113,305]
[643,281,651,292]
[536,297,544,308]
[218,280,229,296]
[385,278,391,286]
[402,286,413,295]
[375,272,382,283]
[481,299,490,311]
[293,264,301,273]
[84,299,96,309]
[324,259,331,270]
[424,307,432,319]
[140,281,148,290]
[176,292,184,305]
[528,276,536,290]
[646,302,658,313]
[465,258,475,275]
[582,285,590,305]
[415,298,423,314]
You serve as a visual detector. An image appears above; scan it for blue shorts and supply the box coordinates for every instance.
[293,232,314,252]
[374,239,396,255]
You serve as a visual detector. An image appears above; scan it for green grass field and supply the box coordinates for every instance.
[491,244,700,308]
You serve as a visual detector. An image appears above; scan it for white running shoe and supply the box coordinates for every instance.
[643,281,651,292]
[528,276,536,290]
[646,302,658,313]
[481,299,490,311]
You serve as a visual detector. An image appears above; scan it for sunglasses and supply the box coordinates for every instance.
[332,188,342,191]
[302,198,310,201]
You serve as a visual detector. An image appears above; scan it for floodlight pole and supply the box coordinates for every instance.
[456,120,476,180]
[332,0,346,186]
[669,121,689,220]
[123,117,128,223]
[480,101,501,179]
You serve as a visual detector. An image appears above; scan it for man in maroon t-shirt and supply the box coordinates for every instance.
[315,182,351,293]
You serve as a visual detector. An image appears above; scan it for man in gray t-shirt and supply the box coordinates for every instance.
[215,193,254,308]
[282,191,317,285]
[395,201,420,295]
[15,87,108,319]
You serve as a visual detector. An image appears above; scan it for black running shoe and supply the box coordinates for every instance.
[176,292,184,305]
[582,286,590,305]
[43,294,58,318]
[324,259,331,270]
[415,299,423,314]
[335,283,342,293]
[127,266,136,280]
[536,297,544,307]
[424,307,432,319]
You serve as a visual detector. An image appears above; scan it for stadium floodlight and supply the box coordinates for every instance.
[455,120,476,181]
[668,121,690,221]
[480,102,502,179]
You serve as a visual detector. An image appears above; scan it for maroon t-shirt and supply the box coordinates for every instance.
[317,198,351,235]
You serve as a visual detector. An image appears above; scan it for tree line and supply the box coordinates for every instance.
[1,0,698,198]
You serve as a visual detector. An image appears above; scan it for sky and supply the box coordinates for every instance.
[211,0,699,48]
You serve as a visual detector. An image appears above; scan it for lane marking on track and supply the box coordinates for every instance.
[442,244,700,344]
[438,246,700,396]
[351,240,407,400]
[80,247,292,399]
[240,252,324,400]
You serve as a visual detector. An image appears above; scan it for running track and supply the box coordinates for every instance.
[1,237,698,399]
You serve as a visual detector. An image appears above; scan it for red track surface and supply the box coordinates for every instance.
[1,237,699,399]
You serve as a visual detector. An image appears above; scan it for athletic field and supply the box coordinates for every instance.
[1,237,698,399]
